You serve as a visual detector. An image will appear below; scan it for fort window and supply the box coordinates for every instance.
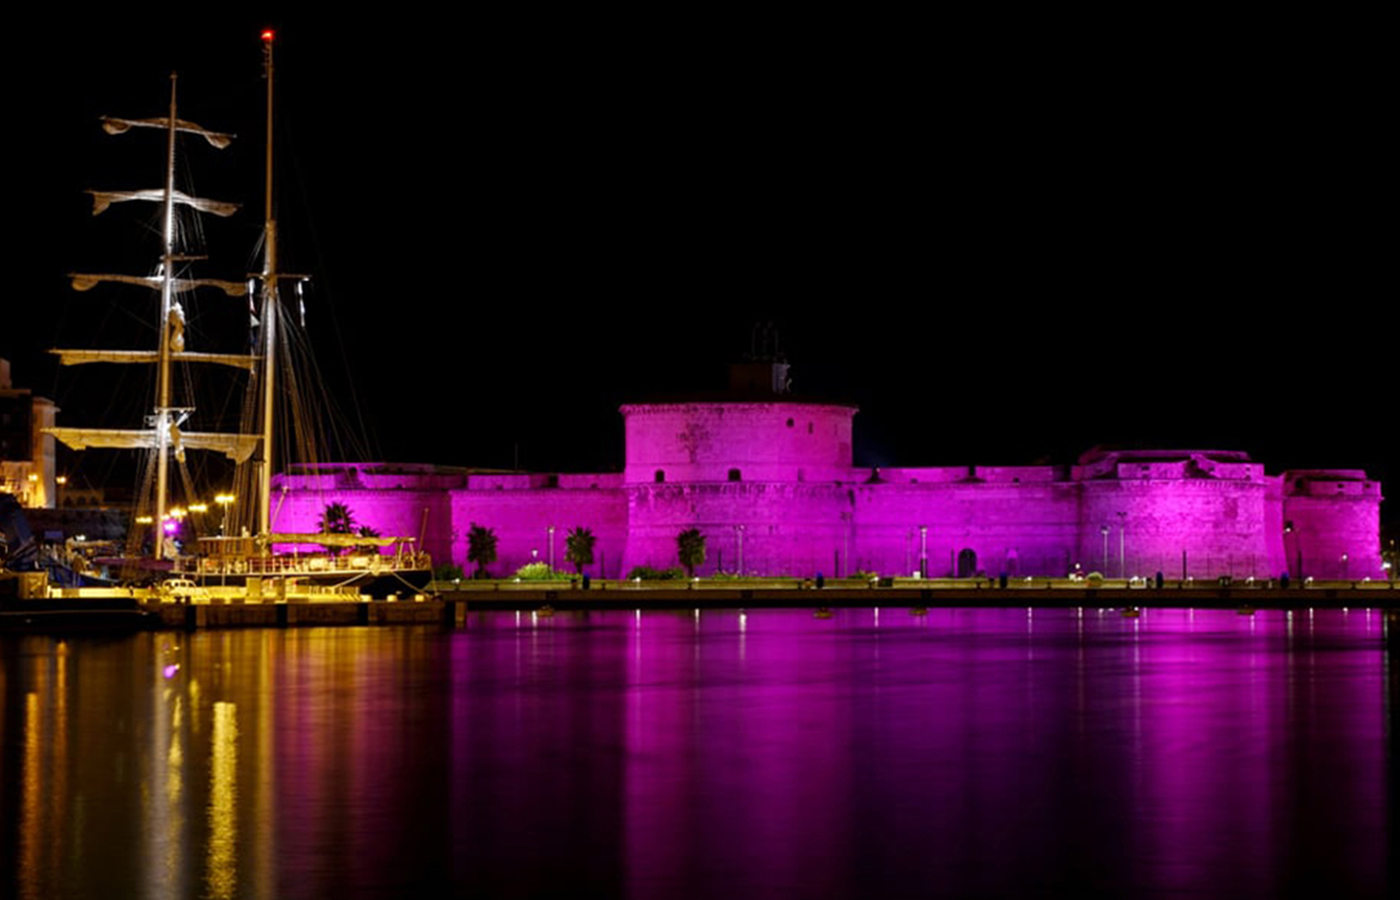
[728,468,742,482]
[546,475,559,488]
[786,418,794,428]
[654,469,665,483]
[807,422,813,434]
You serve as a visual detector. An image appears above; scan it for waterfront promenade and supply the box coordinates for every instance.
[11,576,1393,631]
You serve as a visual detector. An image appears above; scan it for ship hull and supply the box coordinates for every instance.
[188,566,433,599]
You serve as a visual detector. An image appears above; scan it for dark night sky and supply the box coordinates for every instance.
[3,12,1392,520]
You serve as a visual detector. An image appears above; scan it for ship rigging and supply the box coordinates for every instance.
[44,32,431,595]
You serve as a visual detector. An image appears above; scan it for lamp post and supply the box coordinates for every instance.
[1117,511,1127,579]
[215,493,235,536]
[547,526,555,570]
[734,524,745,576]
[189,503,208,544]
[1101,525,1110,574]
[919,525,928,579]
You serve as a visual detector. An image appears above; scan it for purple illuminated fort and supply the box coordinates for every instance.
[272,360,1384,581]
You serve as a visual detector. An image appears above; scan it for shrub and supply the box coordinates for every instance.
[513,562,572,581]
[626,565,687,581]
[434,564,464,582]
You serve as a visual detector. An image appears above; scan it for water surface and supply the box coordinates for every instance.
[1,607,1393,898]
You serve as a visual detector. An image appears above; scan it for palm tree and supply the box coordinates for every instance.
[467,523,498,579]
[319,502,356,556]
[677,527,706,578]
[319,501,355,534]
[565,526,596,575]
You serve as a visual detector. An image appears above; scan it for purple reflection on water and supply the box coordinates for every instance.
[0,609,1391,899]
[443,608,1389,899]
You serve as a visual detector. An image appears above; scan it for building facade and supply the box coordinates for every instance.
[0,359,58,509]
[269,373,1386,582]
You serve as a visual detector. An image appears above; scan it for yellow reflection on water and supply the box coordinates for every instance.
[52,645,68,889]
[147,643,188,900]
[167,696,184,805]
[206,701,239,900]
[20,692,39,900]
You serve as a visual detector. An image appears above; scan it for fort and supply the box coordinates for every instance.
[271,360,1386,583]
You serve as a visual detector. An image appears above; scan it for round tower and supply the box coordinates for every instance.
[618,353,859,577]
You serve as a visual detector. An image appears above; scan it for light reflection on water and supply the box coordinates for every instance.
[0,608,1393,899]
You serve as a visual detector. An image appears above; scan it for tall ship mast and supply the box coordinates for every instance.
[45,32,432,596]
[255,27,281,542]
[47,72,257,564]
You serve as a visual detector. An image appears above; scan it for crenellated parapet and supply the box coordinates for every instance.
[267,417,1384,582]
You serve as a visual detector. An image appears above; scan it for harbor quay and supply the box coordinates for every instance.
[268,360,1388,586]
[11,577,1397,632]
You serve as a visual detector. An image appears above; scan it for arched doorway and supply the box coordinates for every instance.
[957,548,978,578]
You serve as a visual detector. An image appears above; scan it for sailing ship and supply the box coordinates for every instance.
[44,32,432,598]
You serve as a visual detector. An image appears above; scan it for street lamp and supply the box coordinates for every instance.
[215,493,235,536]
[548,525,556,570]
[733,524,746,575]
[1101,525,1110,574]
[919,525,928,579]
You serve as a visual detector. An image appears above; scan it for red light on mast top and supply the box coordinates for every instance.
[261,29,275,42]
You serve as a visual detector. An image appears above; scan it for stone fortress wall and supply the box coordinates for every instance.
[271,404,1385,582]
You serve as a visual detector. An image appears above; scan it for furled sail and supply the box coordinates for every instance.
[100,115,235,148]
[265,534,413,548]
[47,426,259,463]
[69,273,246,296]
[174,430,260,463]
[87,187,239,217]
[49,349,259,371]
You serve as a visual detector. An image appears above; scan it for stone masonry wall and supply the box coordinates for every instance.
[269,434,1383,582]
